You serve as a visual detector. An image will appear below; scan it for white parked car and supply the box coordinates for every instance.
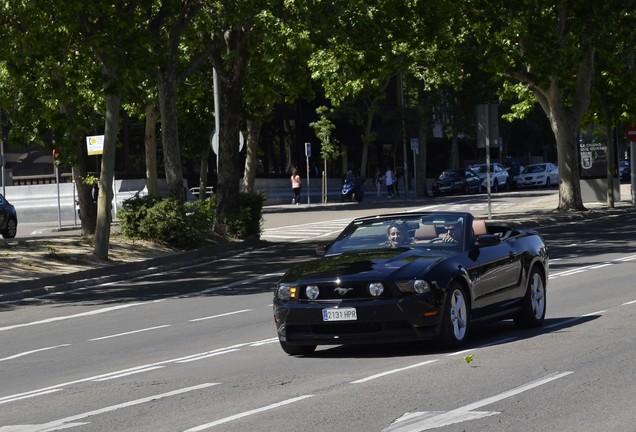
[514,163,559,188]
[469,163,510,192]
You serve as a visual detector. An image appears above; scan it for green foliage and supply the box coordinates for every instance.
[310,106,340,162]
[226,192,265,239]
[118,191,264,248]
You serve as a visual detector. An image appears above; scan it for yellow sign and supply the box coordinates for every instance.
[86,135,104,155]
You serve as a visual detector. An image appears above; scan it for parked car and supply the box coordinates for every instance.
[619,160,630,182]
[273,211,548,355]
[469,163,509,192]
[0,193,18,238]
[514,163,559,188]
[431,168,482,196]
[505,164,525,189]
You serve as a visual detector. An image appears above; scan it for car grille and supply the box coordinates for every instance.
[298,282,394,300]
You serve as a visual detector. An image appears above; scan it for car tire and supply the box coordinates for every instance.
[279,340,317,356]
[545,178,551,188]
[435,283,470,349]
[492,180,499,192]
[514,267,546,328]
[2,218,17,239]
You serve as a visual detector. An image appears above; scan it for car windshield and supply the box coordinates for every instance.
[525,164,546,173]
[326,213,467,255]
[439,170,460,180]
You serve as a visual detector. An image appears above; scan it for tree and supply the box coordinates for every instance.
[465,1,632,211]
[310,106,339,203]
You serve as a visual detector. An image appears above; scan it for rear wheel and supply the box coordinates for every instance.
[492,180,499,192]
[514,267,546,328]
[279,339,317,356]
[436,283,470,349]
[545,178,551,188]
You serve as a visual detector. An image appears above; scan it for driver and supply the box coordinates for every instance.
[439,221,460,243]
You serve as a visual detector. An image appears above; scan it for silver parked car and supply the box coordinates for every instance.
[469,163,510,192]
[514,163,559,188]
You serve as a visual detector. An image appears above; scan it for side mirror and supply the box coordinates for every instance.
[474,234,501,248]
[316,244,328,256]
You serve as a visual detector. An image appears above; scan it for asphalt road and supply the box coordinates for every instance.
[1,193,635,431]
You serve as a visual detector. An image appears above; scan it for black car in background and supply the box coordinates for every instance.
[432,168,481,196]
[0,193,17,238]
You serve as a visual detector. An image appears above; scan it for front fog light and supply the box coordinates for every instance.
[368,282,384,297]
[413,279,431,294]
[306,285,320,300]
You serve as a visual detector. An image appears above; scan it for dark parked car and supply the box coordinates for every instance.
[619,160,630,182]
[273,211,548,355]
[0,193,18,239]
[432,169,481,196]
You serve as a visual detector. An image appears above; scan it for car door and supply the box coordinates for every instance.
[466,237,524,314]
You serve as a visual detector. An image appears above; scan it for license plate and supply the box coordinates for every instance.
[322,307,357,321]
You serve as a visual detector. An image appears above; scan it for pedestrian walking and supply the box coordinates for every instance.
[385,166,394,198]
[291,168,302,205]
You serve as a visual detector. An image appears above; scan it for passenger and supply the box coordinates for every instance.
[386,222,409,248]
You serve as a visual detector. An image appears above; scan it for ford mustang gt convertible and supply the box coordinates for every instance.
[273,211,548,355]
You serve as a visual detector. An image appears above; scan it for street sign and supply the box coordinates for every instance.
[410,138,419,151]
[86,135,104,155]
[627,125,636,142]
[210,130,245,155]
[305,142,311,157]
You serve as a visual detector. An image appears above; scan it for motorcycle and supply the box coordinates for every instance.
[341,176,365,202]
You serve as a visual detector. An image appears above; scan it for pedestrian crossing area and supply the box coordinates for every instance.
[261,218,352,243]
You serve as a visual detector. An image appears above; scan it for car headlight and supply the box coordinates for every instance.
[396,279,432,294]
[306,285,320,300]
[368,282,384,297]
[276,284,297,301]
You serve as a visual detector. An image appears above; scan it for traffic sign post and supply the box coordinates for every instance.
[628,126,636,205]
[410,138,419,197]
[305,142,311,206]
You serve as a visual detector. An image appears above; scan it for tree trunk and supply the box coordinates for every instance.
[73,143,97,235]
[144,102,160,197]
[243,119,262,193]
[93,91,120,260]
[529,49,594,212]
[157,72,185,201]
[416,87,430,197]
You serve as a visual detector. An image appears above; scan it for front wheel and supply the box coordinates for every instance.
[279,340,317,356]
[514,267,546,328]
[2,218,17,239]
[435,283,470,349]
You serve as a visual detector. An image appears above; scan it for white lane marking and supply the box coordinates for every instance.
[549,254,636,280]
[0,302,154,332]
[183,395,314,431]
[189,310,252,322]
[93,366,165,381]
[0,344,71,362]
[0,338,277,406]
[0,383,218,432]
[88,325,171,341]
[383,371,573,431]
[582,310,606,317]
[350,360,438,384]
[622,299,636,305]
[176,349,240,363]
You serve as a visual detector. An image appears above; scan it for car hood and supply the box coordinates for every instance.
[280,248,449,283]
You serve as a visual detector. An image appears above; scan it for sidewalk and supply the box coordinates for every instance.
[2,185,634,303]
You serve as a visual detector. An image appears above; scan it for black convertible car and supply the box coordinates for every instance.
[273,211,548,355]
